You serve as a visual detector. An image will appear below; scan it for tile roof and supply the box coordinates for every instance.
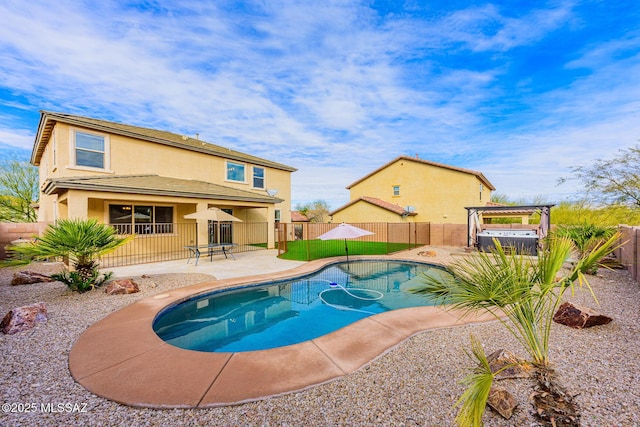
[41,174,281,204]
[330,196,416,216]
[346,155,495,190]
[32,111,297,172]
[291,211,310,222]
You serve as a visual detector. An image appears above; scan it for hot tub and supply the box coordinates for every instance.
[477,229,539,255]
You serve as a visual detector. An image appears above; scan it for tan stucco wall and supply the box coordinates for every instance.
[347,158,490,224]
[36,122,293,227]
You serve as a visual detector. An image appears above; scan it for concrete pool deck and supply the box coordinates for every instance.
[70,247,497,408]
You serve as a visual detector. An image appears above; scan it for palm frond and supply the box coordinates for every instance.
[455,335,494,427]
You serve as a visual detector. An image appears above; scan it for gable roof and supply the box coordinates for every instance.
[346,155,495,190]
[291,211,310,222]
[330,196,417,216]
[41,174,282,203]
[32,111,297,172]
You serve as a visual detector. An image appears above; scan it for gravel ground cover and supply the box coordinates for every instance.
[1,260,639,427]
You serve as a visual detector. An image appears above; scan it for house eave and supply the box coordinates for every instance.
[32,111,298,172]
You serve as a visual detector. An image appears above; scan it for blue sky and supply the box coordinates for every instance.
[0,0,639,210]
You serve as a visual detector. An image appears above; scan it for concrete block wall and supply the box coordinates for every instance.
[616,226,639,281]
[0,222,50,259]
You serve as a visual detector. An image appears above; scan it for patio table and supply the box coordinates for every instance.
[184,243,237,265]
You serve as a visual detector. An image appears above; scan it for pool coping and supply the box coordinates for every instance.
[68,254,498,408]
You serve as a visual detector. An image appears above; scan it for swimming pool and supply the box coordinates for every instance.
[153,260,451,352]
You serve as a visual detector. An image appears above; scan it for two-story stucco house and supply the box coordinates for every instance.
[31,111,296,260]
[330,155,495,224]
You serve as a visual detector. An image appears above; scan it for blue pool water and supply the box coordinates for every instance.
[153,260,450,352]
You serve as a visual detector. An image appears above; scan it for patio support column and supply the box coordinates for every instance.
[196,202,209,246]
[266,205,275,249]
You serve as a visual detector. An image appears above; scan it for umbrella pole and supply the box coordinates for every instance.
[344,238,349,263]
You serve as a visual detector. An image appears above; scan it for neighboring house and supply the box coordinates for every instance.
[31,111,297,250]
[290,211,310,223]
[330,155,495,224]
[290,210,309,240]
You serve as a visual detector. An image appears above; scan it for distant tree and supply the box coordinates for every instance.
[560,145,640,208]
[0,160,39,222]
[295,200,331,223]
[489,192,514,205]
[551,200,640,226]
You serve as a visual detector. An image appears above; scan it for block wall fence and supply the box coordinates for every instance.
[0,222,51,259]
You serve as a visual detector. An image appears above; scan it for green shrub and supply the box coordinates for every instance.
[51,269,113,293]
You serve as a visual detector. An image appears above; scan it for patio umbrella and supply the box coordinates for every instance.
[183,207,242,222]
[317,223,374,262]
[184,208,242,246]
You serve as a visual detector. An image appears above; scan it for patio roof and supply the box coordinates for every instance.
[41,174,282,204]
[479,201,542,216]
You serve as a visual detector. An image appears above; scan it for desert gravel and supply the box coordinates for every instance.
[1,260,639,427]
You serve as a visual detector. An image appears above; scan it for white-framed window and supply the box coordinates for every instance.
[392,185,400,196]
[71,128,109,170]
[252,166,265,189]
[226,161,246,182]
[109,204,174,235]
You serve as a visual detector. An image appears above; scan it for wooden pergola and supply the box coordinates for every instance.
[464,204,555,247]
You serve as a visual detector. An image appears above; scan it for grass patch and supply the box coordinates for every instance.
[278,240,412,261]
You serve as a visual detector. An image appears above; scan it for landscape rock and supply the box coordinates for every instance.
[487,349,532,380]
[105,279,140,295]
[11,271,55,285]
[487,387,518,419]
[417,250,437,257]
[553,301,613,329]
[1,302,48,334]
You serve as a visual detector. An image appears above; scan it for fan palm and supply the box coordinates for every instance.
[412,232,621,426]
[11,218,131,284]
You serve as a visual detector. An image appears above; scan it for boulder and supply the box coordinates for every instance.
[1,302,48,334]
[487,387,518,419]
[105,279,140,295]
[487,349,532,380]
[11,271,55,285]
[553,302,613,329]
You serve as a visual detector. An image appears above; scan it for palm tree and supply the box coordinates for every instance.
[11,218,131,288]
[411,232,621,426]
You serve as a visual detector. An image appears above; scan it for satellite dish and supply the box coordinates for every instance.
[267,189,279,197]
[405,206,415,212]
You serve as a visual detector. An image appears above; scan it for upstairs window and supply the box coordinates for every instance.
[226,161,245,182]
[253,166,265,189]
[75,131,107,169]
[393,185,400,196]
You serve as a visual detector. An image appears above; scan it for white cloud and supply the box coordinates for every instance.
[0,0,637,209]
